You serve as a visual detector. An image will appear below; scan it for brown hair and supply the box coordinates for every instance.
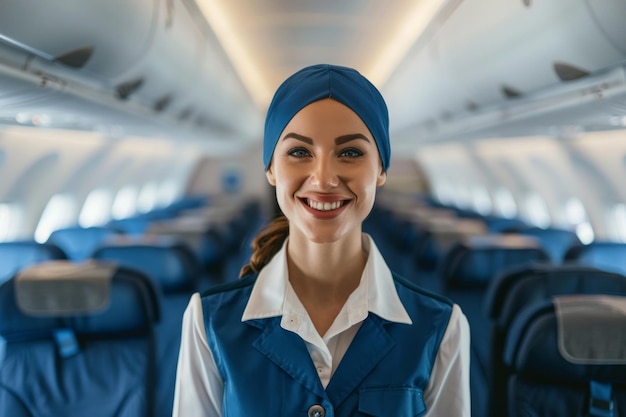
[239,215,289,277]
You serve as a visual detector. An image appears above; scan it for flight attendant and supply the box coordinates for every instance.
[172,64,471,416]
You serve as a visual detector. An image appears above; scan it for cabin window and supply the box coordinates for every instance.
[0,203,23,242]
[523,192,551,228]
[112,185,139,219]
[609,203,626,243]
[433,180,455,206]
[79,189,113,227]
[471,185,492,215]
[35,194,77,242]
[454,183,472,209]
[493,187,517,218]
[137,182,159,213]
[565,197,594,244]
[157,179,181,207]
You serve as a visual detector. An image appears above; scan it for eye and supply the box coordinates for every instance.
[287,147,311,158]
[339,148,363,158]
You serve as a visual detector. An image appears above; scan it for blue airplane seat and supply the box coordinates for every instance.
[106,216,153,235]
[47,226,123,261]
[482,216,528,233]
[162,194,210,213]
[0,261,160,417]
[201,203,267,284]
[484,263,626,417]
[366,213,424,279]
[507,226,582,263]
[440,234,550,417]
[90,239,203,417]
[0,240,67,284]
[565,242,626,276]
[503,295,626,417]
[105,209,178,236]
[90,239,203,293]
[441,234,550,290]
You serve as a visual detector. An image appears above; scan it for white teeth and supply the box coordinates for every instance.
[307,199,343,211]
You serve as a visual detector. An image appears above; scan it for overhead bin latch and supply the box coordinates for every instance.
[53,46,94,69]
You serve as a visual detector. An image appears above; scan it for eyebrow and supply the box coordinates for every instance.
[282,132,371,145]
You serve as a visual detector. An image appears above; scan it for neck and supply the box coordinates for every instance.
[286,232,367,336]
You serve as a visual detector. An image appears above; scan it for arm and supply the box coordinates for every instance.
[423,304,471,416]
[172,293,223,417]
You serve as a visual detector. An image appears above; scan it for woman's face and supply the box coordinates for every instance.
[266,98,386,244]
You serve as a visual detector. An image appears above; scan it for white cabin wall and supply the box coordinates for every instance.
[411,130,626,242]
[415,142,495,214]
[383,156,430,195]
[0,126,200,240]
[0,128,105,238]
[570,129,626,240]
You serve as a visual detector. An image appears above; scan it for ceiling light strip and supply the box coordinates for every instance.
[195,0,271,109]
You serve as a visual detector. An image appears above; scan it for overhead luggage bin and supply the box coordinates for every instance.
[0,0,157,78]
[0,0,259,141]
[386,0,626,135]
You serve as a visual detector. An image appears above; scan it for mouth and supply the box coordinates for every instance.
[302,198,347,212]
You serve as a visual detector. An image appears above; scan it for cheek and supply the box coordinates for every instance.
[273,173,298,201]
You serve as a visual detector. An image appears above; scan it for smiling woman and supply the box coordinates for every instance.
[2,2,626,417]
[172,64,471,417]
[267,99,386,245]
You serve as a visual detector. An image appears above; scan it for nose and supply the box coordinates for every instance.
[310,156,339,189]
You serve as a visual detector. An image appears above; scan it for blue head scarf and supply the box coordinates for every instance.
[263,64,390,172]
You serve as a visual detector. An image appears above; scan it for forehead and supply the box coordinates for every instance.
[281,98,372,138]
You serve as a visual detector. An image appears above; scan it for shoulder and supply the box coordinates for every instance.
[199,274,258,317]
[391,272,455,330]
[200,273,258,297]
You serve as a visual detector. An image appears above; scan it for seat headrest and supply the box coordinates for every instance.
[515,227,581,261]
[564,242,626,276]
[92,241,200,293]
[0,241,67,283]
[484,263,626,325]
[16,261,114,316]
[442,234,549,289]
[555,295,626,365]
[47,226,121,261]
[0,260,159,336]
[504,296,626,382]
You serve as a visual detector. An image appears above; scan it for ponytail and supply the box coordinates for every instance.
[239,215,289,277]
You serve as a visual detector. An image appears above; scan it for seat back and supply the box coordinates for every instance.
[0,261,160,417]
[47,226,122,261]
[484,263,626,417]
[439,234,550,417]
[90,239,201,417]
[565,242,626,275]
[504,295,626,417]
[0,241,67,284]
[91,239,201,293]
[514,226,582,262]
[441,234,550,290]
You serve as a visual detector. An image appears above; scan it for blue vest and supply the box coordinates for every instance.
[201,273,452,417]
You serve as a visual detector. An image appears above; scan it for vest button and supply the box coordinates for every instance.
[307,404,325,417]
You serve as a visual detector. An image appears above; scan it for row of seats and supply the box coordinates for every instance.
[502,293,626,416]
[365,198,626,417]
[484,263,626,416]
[0,261,160,417]
[0,196,267,417]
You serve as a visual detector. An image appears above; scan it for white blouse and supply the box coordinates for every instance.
[172,235,471,416]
